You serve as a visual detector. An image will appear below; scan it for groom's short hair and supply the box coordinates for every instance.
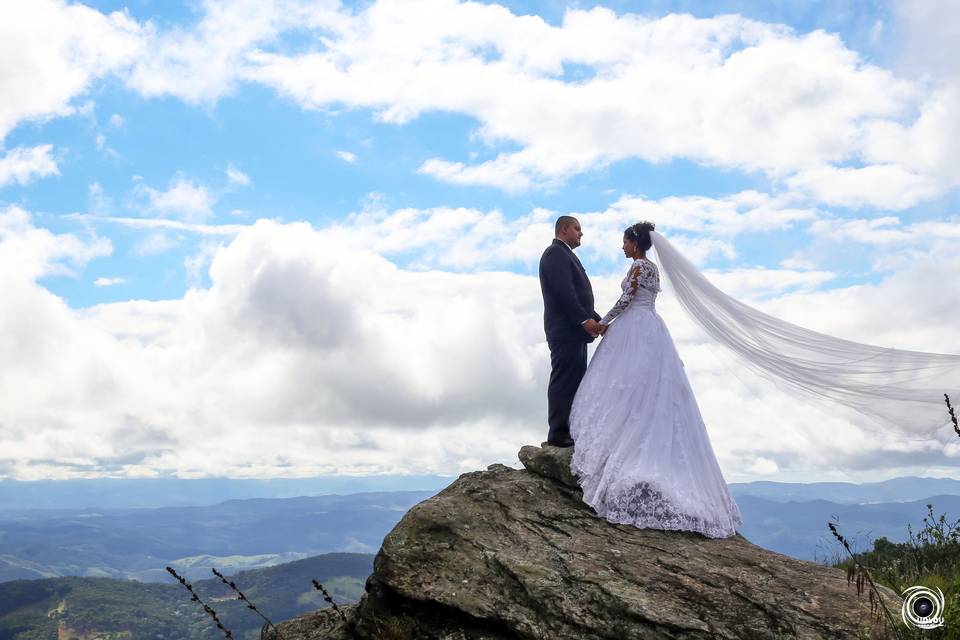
[555,215,578,235]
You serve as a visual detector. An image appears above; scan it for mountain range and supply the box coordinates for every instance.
[0,475,957,587]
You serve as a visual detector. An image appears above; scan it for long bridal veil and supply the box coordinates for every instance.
[649,231,960,441]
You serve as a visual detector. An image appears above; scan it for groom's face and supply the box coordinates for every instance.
[560,220,583,248]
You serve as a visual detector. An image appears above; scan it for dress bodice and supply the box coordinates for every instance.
[629,283,658,310]
[600,258,661,324]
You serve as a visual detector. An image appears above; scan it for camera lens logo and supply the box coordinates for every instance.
[901,585,945,629]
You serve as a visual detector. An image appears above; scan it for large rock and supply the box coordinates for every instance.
[276,445,903,639]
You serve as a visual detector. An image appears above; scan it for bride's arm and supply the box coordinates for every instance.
[599,263,643,326]
[599,261,660,326]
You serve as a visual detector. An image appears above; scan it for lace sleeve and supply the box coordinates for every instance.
[600,262,640,325]
[600,260,660,325]
[640,259,661,293]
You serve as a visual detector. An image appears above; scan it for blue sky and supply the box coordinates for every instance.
[2,0,959,483]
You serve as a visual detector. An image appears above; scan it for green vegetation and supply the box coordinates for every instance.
[828,395,960,640]
[831,503,960,640]
[0,553,373,640]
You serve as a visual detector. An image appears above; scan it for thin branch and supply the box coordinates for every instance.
[211,567,285,640]
[946,394,959,438]
[166,566,234,639]
[828,523,904,640]
[312,579,348,622]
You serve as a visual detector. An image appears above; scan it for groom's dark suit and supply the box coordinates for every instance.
[539,238,601,443]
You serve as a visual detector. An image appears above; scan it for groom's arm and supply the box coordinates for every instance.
[540,249,593,325]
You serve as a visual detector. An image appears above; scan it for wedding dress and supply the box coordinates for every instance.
[569,255,743,539]
[568,227,960,539]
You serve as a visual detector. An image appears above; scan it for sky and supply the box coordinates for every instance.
[2,0,960,484]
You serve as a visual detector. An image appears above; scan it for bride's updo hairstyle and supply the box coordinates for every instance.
[625,221,656,252]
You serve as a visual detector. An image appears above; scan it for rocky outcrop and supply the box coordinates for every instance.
[276,444,903,639]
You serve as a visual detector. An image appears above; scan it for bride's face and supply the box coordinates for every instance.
[622,236,637,258]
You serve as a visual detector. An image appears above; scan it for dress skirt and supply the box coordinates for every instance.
[569,295,743,538]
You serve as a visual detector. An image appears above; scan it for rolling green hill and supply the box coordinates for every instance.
[0,552,373,640]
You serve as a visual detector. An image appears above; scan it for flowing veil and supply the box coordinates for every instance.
[649,231,960,441]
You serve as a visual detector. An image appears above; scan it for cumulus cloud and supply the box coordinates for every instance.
[0,0,142,142]
[0,213,542,479]
[0,206,111,280]
[125,0,339,104]
[335,150,357,163]
[0,145,60,187]
[2,1,955,209]
[2,208,957,482]
[238,2,949,206]
[94,276,125,287]
[893,0,960,80]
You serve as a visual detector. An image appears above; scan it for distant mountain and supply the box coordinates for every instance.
[0,552,373,640]
[729,475,960,504]
[0,475,453,511]
[3,476,959,588]
[3,474,952,513]
[0,491,433,583]
[737,493,960,561]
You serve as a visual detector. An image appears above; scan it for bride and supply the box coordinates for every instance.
[569,221,960,539]
[569,222,743,539]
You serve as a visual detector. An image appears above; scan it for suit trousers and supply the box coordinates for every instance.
[547,341,588,442]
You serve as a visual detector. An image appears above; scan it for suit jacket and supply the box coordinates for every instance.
[539,238,601,345]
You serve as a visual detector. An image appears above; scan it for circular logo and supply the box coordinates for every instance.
[901,585,945,629]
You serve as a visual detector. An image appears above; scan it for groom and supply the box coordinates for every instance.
[539,216,602,448]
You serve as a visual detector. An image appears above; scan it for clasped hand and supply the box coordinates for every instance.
[583,319,609,338]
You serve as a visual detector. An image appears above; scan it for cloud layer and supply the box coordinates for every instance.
[2,205,958,482]
[2,0,959,207]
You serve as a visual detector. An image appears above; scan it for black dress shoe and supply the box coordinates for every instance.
[546,436,575,448]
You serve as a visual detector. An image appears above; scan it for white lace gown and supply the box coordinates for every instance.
[569,258,743,539]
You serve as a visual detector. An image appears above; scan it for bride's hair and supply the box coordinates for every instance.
[625,221,655,252]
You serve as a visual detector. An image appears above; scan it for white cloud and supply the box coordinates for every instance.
[808,215,960,249]
[787,163,947,210]
[184,240,223,288]
[0,0,142,142]
[94,276,126,287]
[239,3,945,205]
[748,456,779,475]
[319,190,815,270]
[701,267,836,301]
[88,182,111,215]
[125,0,337,105]
[226,164,251,186]
[108,113,125,128]
[335,150,357,163]
[0,205,111,280]
[133,232,182,257]
[2,1,954,209]
[892,0,960,80]
[1,210,957,481]
[67,213,247,236]
[134,175,217,222]
[0,145,59,187]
